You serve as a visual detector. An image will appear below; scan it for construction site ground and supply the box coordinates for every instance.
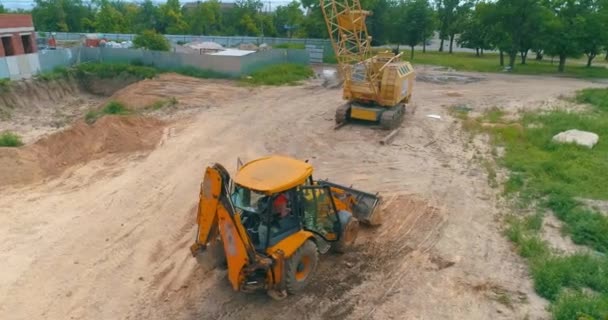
[1,67,606,320]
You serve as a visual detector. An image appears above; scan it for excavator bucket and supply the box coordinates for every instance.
[318,180,382,225]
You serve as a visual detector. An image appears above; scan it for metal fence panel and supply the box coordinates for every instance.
[0,58,9,79]
[37,49,75,72]
[238,49,309,75]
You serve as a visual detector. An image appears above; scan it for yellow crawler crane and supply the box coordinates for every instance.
[320,0,416,129]
[190,155,381,299]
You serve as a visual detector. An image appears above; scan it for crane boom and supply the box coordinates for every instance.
[320,0,378,97]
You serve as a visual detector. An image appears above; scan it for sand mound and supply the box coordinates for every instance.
[0,115,164,187]
[108,73,249,110]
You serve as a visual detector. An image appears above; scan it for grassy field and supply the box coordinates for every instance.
[404,51,608,79]
[468,88,608,319]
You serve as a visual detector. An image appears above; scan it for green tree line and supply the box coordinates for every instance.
[3,0,606,71]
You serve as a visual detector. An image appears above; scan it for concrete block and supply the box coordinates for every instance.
[552,129,599,149]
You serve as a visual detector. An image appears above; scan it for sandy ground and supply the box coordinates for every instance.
[0,68,606,320]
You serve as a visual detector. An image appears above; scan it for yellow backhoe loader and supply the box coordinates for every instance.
[321,0,416,129]
[190,155,381,299]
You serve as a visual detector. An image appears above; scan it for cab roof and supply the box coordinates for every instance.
[234,155,313,195]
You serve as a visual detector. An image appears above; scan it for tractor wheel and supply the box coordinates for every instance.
[285,240,318,294]
[333,211,359,253]
[195,238,227,271]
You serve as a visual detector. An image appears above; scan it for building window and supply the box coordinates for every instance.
[1,37,14,56]
[21,34,33,54]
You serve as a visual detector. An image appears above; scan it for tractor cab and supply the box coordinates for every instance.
[231,156,344,252]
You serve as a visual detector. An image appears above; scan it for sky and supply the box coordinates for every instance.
[0,0,295,11]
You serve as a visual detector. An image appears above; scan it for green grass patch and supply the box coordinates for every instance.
[168,66,231,80]
[35,66,71,81]
[0,131,23,147]
[0,78,11,92]
[404,51,608,79]
[576,88,608,112]
[552,292,608,320]
[472,88,608,319]
[147,97,178,110]
[506,215,608,320]
[531,253,608,301]
[242,63,314,86]
[85,101,131,124]
[75,62,158,79]
[273,43,305,49]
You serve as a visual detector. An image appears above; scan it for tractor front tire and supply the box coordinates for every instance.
[333,211,359,253]
[285,240,319,294]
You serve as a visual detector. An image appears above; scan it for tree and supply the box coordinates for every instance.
[274,1,305,38]
[185,0,222,35]
[544,0,586,72]
[491,0,548,69]
[133,30,171,51]
[393,0,435,59]
[0,4,7,13]
[436,0,471,53]
[158,0,189,34]
[134,0,160,33]
[579,0,608,67]
[32,0,94,32]
[458,2,493,56]
[94,0,128,33]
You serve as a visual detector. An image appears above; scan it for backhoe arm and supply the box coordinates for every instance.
[191,164,257,290]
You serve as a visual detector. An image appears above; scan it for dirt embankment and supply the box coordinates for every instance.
[0,116,164,187]
[0,77,82,114]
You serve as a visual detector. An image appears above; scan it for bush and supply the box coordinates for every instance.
[102,101,129,115]
[243,63,314,86]
[0,131,23,147]
[133,30,171,51]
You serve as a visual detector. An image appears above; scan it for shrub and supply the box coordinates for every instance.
[133,30,171,51]
[85,101,130,124]
[0,131,23,147]
[102,101,129,115]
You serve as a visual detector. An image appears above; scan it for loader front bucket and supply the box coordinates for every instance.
[318,180,382,225]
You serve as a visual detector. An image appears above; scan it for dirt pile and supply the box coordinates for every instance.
[108,73,250,110]
[0,115,164,187]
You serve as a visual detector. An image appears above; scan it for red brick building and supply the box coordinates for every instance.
[0,14,38,57]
